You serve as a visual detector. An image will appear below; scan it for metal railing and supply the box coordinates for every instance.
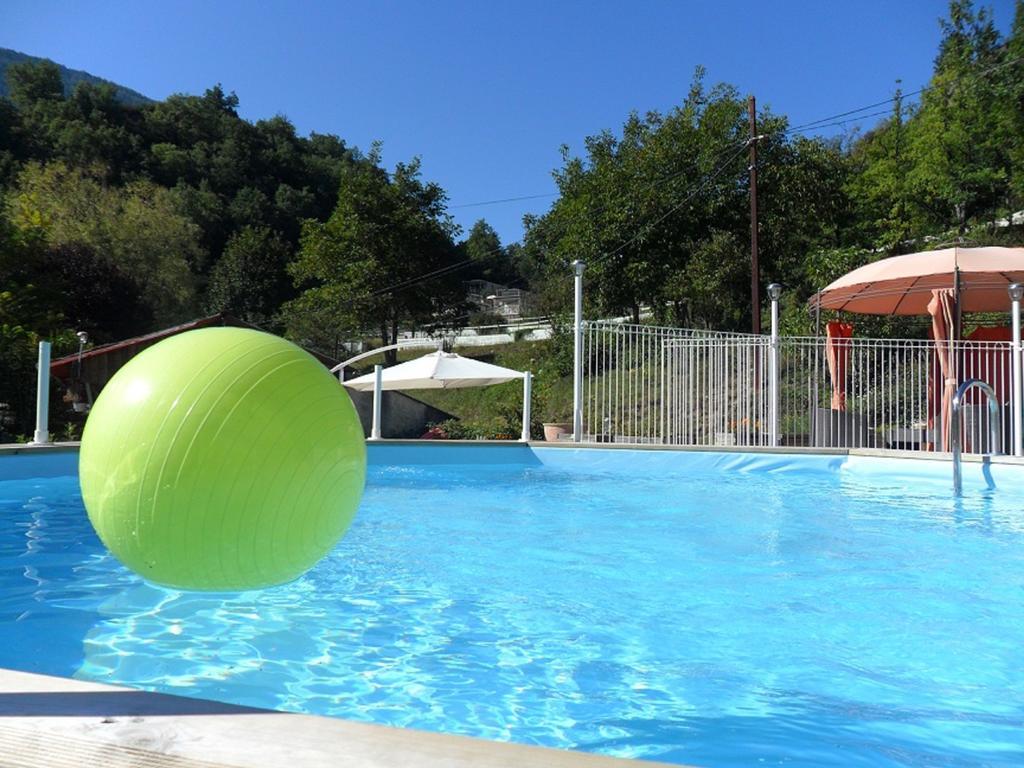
[580,320,1018,454]
[581,321,765,445]
[952,378,1002,495]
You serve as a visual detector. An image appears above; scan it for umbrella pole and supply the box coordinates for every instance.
[521,372,532,442]
[813,294,821,446]
[953,267,962,343]
[954,267,963,400]
[370,364,383,440]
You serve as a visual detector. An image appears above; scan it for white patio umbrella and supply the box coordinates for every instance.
[344,350,524,390]
[343,350,532,440]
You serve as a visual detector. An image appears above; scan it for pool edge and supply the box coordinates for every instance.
[0,666,680,768]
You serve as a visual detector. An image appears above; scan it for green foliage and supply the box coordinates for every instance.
[461,219,518,284]
[7,162,200,325]
[520,0,1024,330]
[411,340,565,435]
[846,0,1023,250]
[1008,1,1024,202]
[284,155,469,361]
[0,48,152,106]
[1,2,1023,440]
[523,70,851,329]
[424,418,518,440]
[206,226,292,327]
[906,1,1009,233]
[0,62,361,432]
[6,58,64,108]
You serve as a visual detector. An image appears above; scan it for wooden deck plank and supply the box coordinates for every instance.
[0,668,680,768]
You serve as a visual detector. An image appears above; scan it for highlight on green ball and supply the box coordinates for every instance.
[78,328,367,591]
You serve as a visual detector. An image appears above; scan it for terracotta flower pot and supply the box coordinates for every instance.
[542,422,572,442]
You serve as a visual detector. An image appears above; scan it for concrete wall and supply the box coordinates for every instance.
[346,390,453,439]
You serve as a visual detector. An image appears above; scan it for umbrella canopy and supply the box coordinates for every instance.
[343,350,525,391]
[811,246,1024,316]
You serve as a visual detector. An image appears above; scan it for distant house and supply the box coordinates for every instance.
[995,210,1024,229]
[465,280,534,321]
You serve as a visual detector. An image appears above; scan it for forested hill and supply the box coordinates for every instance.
[0,48,152,106]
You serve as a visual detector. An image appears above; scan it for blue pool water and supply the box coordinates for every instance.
[2,446,1024,767]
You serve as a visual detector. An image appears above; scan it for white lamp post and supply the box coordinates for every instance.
[572,260,585,443]
[369,364,383,441]
[30,341,52,445]
[767,283,782,447]
[521,372,533,442]
[1010,283,1023,457]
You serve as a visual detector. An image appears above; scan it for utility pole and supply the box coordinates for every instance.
[748,95,761,335]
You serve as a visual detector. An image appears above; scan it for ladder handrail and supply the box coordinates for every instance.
[951,378,1002,495]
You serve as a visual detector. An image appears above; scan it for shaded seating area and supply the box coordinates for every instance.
[342,350,533,441]
[810,246,1024,453]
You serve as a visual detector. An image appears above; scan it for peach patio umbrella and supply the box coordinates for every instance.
[811,246,1024,451]
[810,246,1024,316]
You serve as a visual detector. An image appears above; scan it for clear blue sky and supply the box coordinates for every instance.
[1,1,1016,245]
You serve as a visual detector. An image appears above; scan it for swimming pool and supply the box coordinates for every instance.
[2,444,1023,767]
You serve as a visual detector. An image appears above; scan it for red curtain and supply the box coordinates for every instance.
[927,289,956,451]
[965,325,1011,405]
[825,321,853,411]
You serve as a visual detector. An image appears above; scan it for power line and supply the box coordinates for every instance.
[783,52,1024,137]
[786,97,921,135]
[449,192,558,209]
[347,51,1024,312]
[364,139,750,302]
[593,141,751,268]
[442,52,1024,229]
[791,109,898,136]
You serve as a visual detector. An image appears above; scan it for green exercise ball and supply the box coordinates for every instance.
[79,327,366,591]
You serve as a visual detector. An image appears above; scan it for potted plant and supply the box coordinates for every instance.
[542,420,572,442]
[536,386,572,441]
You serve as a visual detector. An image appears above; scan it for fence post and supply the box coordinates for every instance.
[521,372,532,442]
[1010,284,1023,456]
[768,284,782,446]
[370,364,383,440]
[30,341,52,445]
[572,260,585,442]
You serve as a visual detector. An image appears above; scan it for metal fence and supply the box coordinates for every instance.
[580,322,754,444]
[580,320,1017,454]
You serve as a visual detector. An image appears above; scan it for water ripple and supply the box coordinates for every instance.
[1,464,1024,766]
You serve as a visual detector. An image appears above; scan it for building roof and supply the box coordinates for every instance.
[50,314,339,380]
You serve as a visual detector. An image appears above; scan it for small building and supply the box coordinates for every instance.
[49,313,452,438]
[464,280,534,321]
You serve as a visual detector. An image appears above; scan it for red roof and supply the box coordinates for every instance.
[50,314,339,380]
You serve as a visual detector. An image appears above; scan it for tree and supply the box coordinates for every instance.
[285,153,466,362]
[7,162,200,327]
[462,219,518,285]
[1005,0,1024,207]
[846,89,919,251]
[206,226,292,327]
[906,0,1010,233]
[5,58,63,108]
[38,242,154,340]
[0,205,75,439]
[522,69,853,330]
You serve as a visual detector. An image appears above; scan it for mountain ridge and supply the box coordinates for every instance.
[0,47,153,106]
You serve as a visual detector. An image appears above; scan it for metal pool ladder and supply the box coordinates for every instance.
[951,378,1002,495]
